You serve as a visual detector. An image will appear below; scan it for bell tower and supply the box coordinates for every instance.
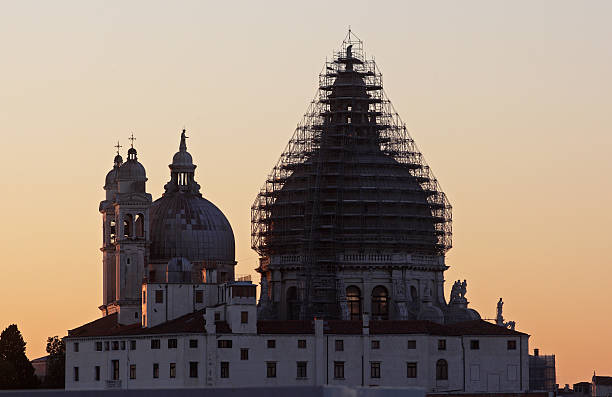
[99,144,122,310]
[100,137,152,325]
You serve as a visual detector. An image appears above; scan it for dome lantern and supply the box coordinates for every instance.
[163,129,201,196]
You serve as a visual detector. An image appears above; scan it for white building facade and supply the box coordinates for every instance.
[66,280,529,391]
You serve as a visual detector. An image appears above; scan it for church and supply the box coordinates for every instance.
[64,33,530,392]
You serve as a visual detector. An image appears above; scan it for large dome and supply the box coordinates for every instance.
[149,192,235,264]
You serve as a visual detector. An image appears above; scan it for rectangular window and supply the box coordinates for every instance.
[406,362,417,378]
[371,362,381,379]
[214,312,221,321]
[508,364,518,381]
[470,364,480,381]
[142,290,146,304]
[151,339,160,349]
[96,341,102,351]
[220,362,229,378]
[74,342,79,352]
[155,290,164,303]
[129,364,136,380]
[195,290,203,304]
[73,367,79,382]
[241,311,249,324]
[130,340,136,350]
[240,348,249,360]
[267,339,276,348]
[507,340,517,350]
[335,339,344,352]
[112,341,119,350]
[168,338,178,349]
[95,366,100,381]
[104,341,110,351]
[189,362,198,378]
[371,340,380,349]
[218,340,232,348]
[470,340,480,350]
[120,341,126,350]
[112,360,119,380]
[407,340,417,349]
[266,361,277,378]
[438,339,446,350]
[153,363,159,379]
[170,363,176,378]
[297,361,307,379]
[334,361,344,379]
[298,339,307,349]
[189,339,198,348]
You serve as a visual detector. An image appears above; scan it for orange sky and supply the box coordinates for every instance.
[0,1,611,386]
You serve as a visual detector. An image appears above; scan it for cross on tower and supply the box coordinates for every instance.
[129,133,136,148]
[114,141,122,155]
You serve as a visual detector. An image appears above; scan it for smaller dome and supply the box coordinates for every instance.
[444,305,481,324]
[104,168,118,189]
[417,304,444,324]
[127,147,137,157]
[118,160,146,181]
[172,151,193,167]
[114,154,123,165]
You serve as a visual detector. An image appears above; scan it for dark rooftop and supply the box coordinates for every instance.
[67,314,527,338]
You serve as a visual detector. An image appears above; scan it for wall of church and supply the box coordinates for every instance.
[262,263,448,321]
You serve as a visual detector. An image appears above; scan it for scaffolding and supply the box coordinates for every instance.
[251,31,452,319]
[529,352,556,392]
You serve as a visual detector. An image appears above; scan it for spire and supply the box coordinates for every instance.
[113,141,123,167]
[127,133,138,161]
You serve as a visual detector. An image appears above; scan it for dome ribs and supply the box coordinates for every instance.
[252,36,451,258]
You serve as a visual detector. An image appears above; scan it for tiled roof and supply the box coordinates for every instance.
[68,310,209,338]
[367,320,525,336]
[325,320,362,335]
[443,320,528,336]
[67,314,527,338]
[258,321,314,334]
[594,376,612,386]
[67,313,140,337]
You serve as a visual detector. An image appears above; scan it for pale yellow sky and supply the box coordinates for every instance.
[0,0,611,385]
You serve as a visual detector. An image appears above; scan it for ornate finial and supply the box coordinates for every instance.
[180,128,188,152]
[114,141,122,155]
[129,133,136,148]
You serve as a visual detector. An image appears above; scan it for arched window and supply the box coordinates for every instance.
[123,214,133,238]
[178,172,189,186]
[109,220,116,244]
[410,285,418,301]
[135,214,145,238]
[371,286,389,320]
[286,286,299,320]
[346,286,362,320]
[436,359,448,380]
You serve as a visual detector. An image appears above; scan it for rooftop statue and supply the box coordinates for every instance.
[450,279,467,303]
